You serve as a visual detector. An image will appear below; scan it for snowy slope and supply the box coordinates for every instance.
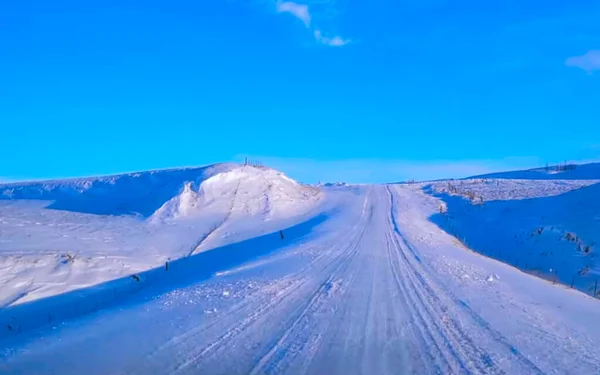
[0,164,322,306]
[470,162,600,180]
[425,178,600,298]
[152,166,319,222]
[0,163,238,217]
[1,185,599,375]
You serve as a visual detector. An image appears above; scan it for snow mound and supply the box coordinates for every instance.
[0,163,323,306]
[0,163,239,217]
[0,163,320,222]
[151,166,321,222]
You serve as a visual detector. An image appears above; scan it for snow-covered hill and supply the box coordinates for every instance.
[3,185,600,374]
[423,176,600,298]
[0,164,322,306]
[470,162,600,180]
[151,166,319,222]
[0,163,241,217]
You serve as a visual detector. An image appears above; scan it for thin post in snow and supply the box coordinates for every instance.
[594,280,598,297]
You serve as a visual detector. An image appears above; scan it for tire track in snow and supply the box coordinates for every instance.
[298,188,419,375]
[162,191,374,374]
[249,194,376,375]
[383,195,458,374]
[247,236,364,375]
[386,185,545,375]
[384,186,501,374]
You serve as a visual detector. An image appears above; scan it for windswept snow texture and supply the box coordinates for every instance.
[471,162,600,180]
[0,164,238,217]
[152,166,319,222]
[1,185,600,375]
[426,178,600,298]
[0,164,322,306]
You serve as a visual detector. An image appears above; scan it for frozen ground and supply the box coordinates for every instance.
[1,175,600,374]
[0,166,600,375]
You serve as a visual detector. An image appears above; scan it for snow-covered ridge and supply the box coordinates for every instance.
[429,178,598,202]
[0,163,320,221]
[0,163,323,306]
[470,162,600,180]
[151,166,321,222]
[0,163,240,217]
[423,177,600,298]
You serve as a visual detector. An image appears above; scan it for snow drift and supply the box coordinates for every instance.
[151,166,320,222]
[0,163,239,217]
[0,163,322,306]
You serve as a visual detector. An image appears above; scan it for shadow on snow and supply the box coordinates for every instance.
[426,182,600,298]
[0,213,328,340]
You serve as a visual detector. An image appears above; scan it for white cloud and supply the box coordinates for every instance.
[276,1,311,28]
[565,50,600,72]
[314,30,350,47]
[274,1,349,47]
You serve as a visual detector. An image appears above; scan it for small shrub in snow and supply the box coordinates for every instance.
[578,266,590,276]
[61,254,75,264]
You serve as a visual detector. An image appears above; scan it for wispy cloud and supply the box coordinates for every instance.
[274,1,349,47]
[314,30,350,47]
[276,1,311,28]
[566,50,600,72]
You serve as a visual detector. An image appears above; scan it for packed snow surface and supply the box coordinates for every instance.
[1,179,600,374]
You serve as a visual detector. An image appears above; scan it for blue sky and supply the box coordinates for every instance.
[1,0,599,183]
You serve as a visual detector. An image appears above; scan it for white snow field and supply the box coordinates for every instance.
[1,165,600,374]
[0,163,322,308]
[471,162,600,180]
[425,170,600,298]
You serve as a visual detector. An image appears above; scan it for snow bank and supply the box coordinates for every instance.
[0,163,248,217]
[0,164,322,306]
[0,213,328,340]
[425,178,600,298]
[151,166,321,222]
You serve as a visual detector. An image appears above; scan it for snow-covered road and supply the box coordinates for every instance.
[2,185,599,374]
